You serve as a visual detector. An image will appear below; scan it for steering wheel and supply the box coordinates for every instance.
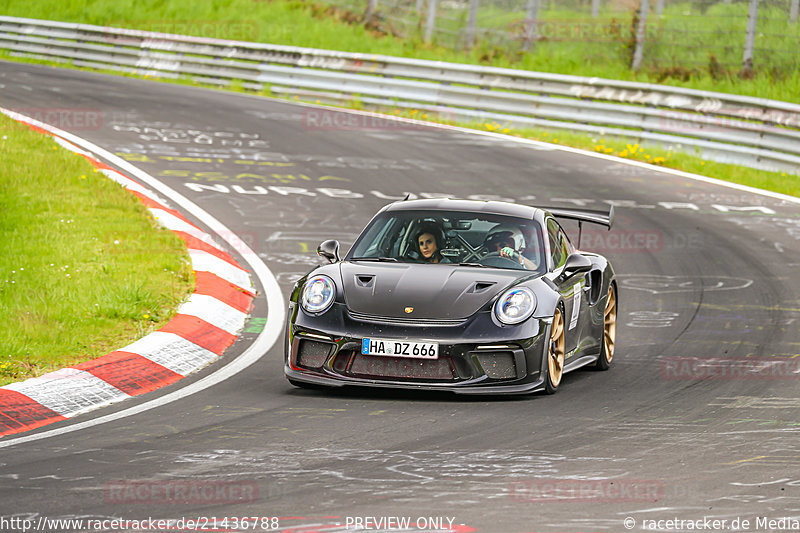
[401,250,422,263]
[477,251,523,268]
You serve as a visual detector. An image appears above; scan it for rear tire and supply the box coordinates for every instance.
[544,307,566,395]
[594,283,617,371]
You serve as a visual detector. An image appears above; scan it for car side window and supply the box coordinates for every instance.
[547,218,565,270]
[558,226,572,261]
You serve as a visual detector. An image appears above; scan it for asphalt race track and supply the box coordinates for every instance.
[1,61,800,532]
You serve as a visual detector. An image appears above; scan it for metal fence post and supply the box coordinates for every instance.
[592,0,600,18]
[465,0,480,49]
[742,0,759,73]
[790,0,799,23]
[425,0,438,43]
[631,0,649,70]
[365,0,378,24]
[522,0,540,51]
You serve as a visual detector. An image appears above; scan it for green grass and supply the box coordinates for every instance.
[0,114,194,386]
[517,128,800,198]
[1,0,799,103]
[649,2,799,73]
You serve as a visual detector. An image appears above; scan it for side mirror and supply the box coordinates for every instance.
[317,240,340,263]
[561,253,592,278]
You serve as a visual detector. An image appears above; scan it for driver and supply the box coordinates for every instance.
[415,222,449,264]
[484,223,538,270]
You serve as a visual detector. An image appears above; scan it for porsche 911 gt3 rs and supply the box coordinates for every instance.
[284,198,617,395]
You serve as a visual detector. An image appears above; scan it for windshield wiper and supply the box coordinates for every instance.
[351,256,399,262]
[458,262,489,268]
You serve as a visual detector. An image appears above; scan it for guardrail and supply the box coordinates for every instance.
[2,16,799,174]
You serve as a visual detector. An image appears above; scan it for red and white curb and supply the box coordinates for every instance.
[0,115,255,437]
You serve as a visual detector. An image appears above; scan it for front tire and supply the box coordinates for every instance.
[545,307,566,394]
[595,283,617,370]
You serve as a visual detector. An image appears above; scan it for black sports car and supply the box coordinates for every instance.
[284,198,617,394]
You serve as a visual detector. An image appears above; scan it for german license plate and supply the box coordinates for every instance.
[361,338,439,359]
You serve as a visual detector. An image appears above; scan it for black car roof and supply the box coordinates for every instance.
[383,198,539,219]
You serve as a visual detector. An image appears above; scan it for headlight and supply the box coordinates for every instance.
[301,275,335,314]
[494,287,536,325]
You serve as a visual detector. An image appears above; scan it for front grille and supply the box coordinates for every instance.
[342,352,455,381]
[348,311,466,327]
[475,352,517,379]
[296,339,332,369]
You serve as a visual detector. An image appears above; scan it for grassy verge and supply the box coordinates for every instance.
[0,114,194,387]
[1,0,798,103]
[501,126,800,198]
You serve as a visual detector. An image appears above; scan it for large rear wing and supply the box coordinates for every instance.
[543,206,615,229]
[542,206,614,246]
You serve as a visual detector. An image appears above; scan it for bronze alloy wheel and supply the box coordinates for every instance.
[604,285,617,362]
[595,283,617,370]
[546,308,565,393]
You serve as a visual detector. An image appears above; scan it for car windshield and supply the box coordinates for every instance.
[346,210,546,273]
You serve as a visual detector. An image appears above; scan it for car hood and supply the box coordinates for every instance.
[339,262,528,319]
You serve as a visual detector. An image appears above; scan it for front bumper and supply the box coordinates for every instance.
[284,303,550,395]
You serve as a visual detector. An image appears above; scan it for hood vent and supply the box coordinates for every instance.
[355,274,375,288]
[469,281,496,293]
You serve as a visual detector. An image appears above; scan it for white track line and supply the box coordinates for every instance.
[100,168,172,206]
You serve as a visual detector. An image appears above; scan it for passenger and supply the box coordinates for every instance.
[484,223,538,270]
[415,222,448,264]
